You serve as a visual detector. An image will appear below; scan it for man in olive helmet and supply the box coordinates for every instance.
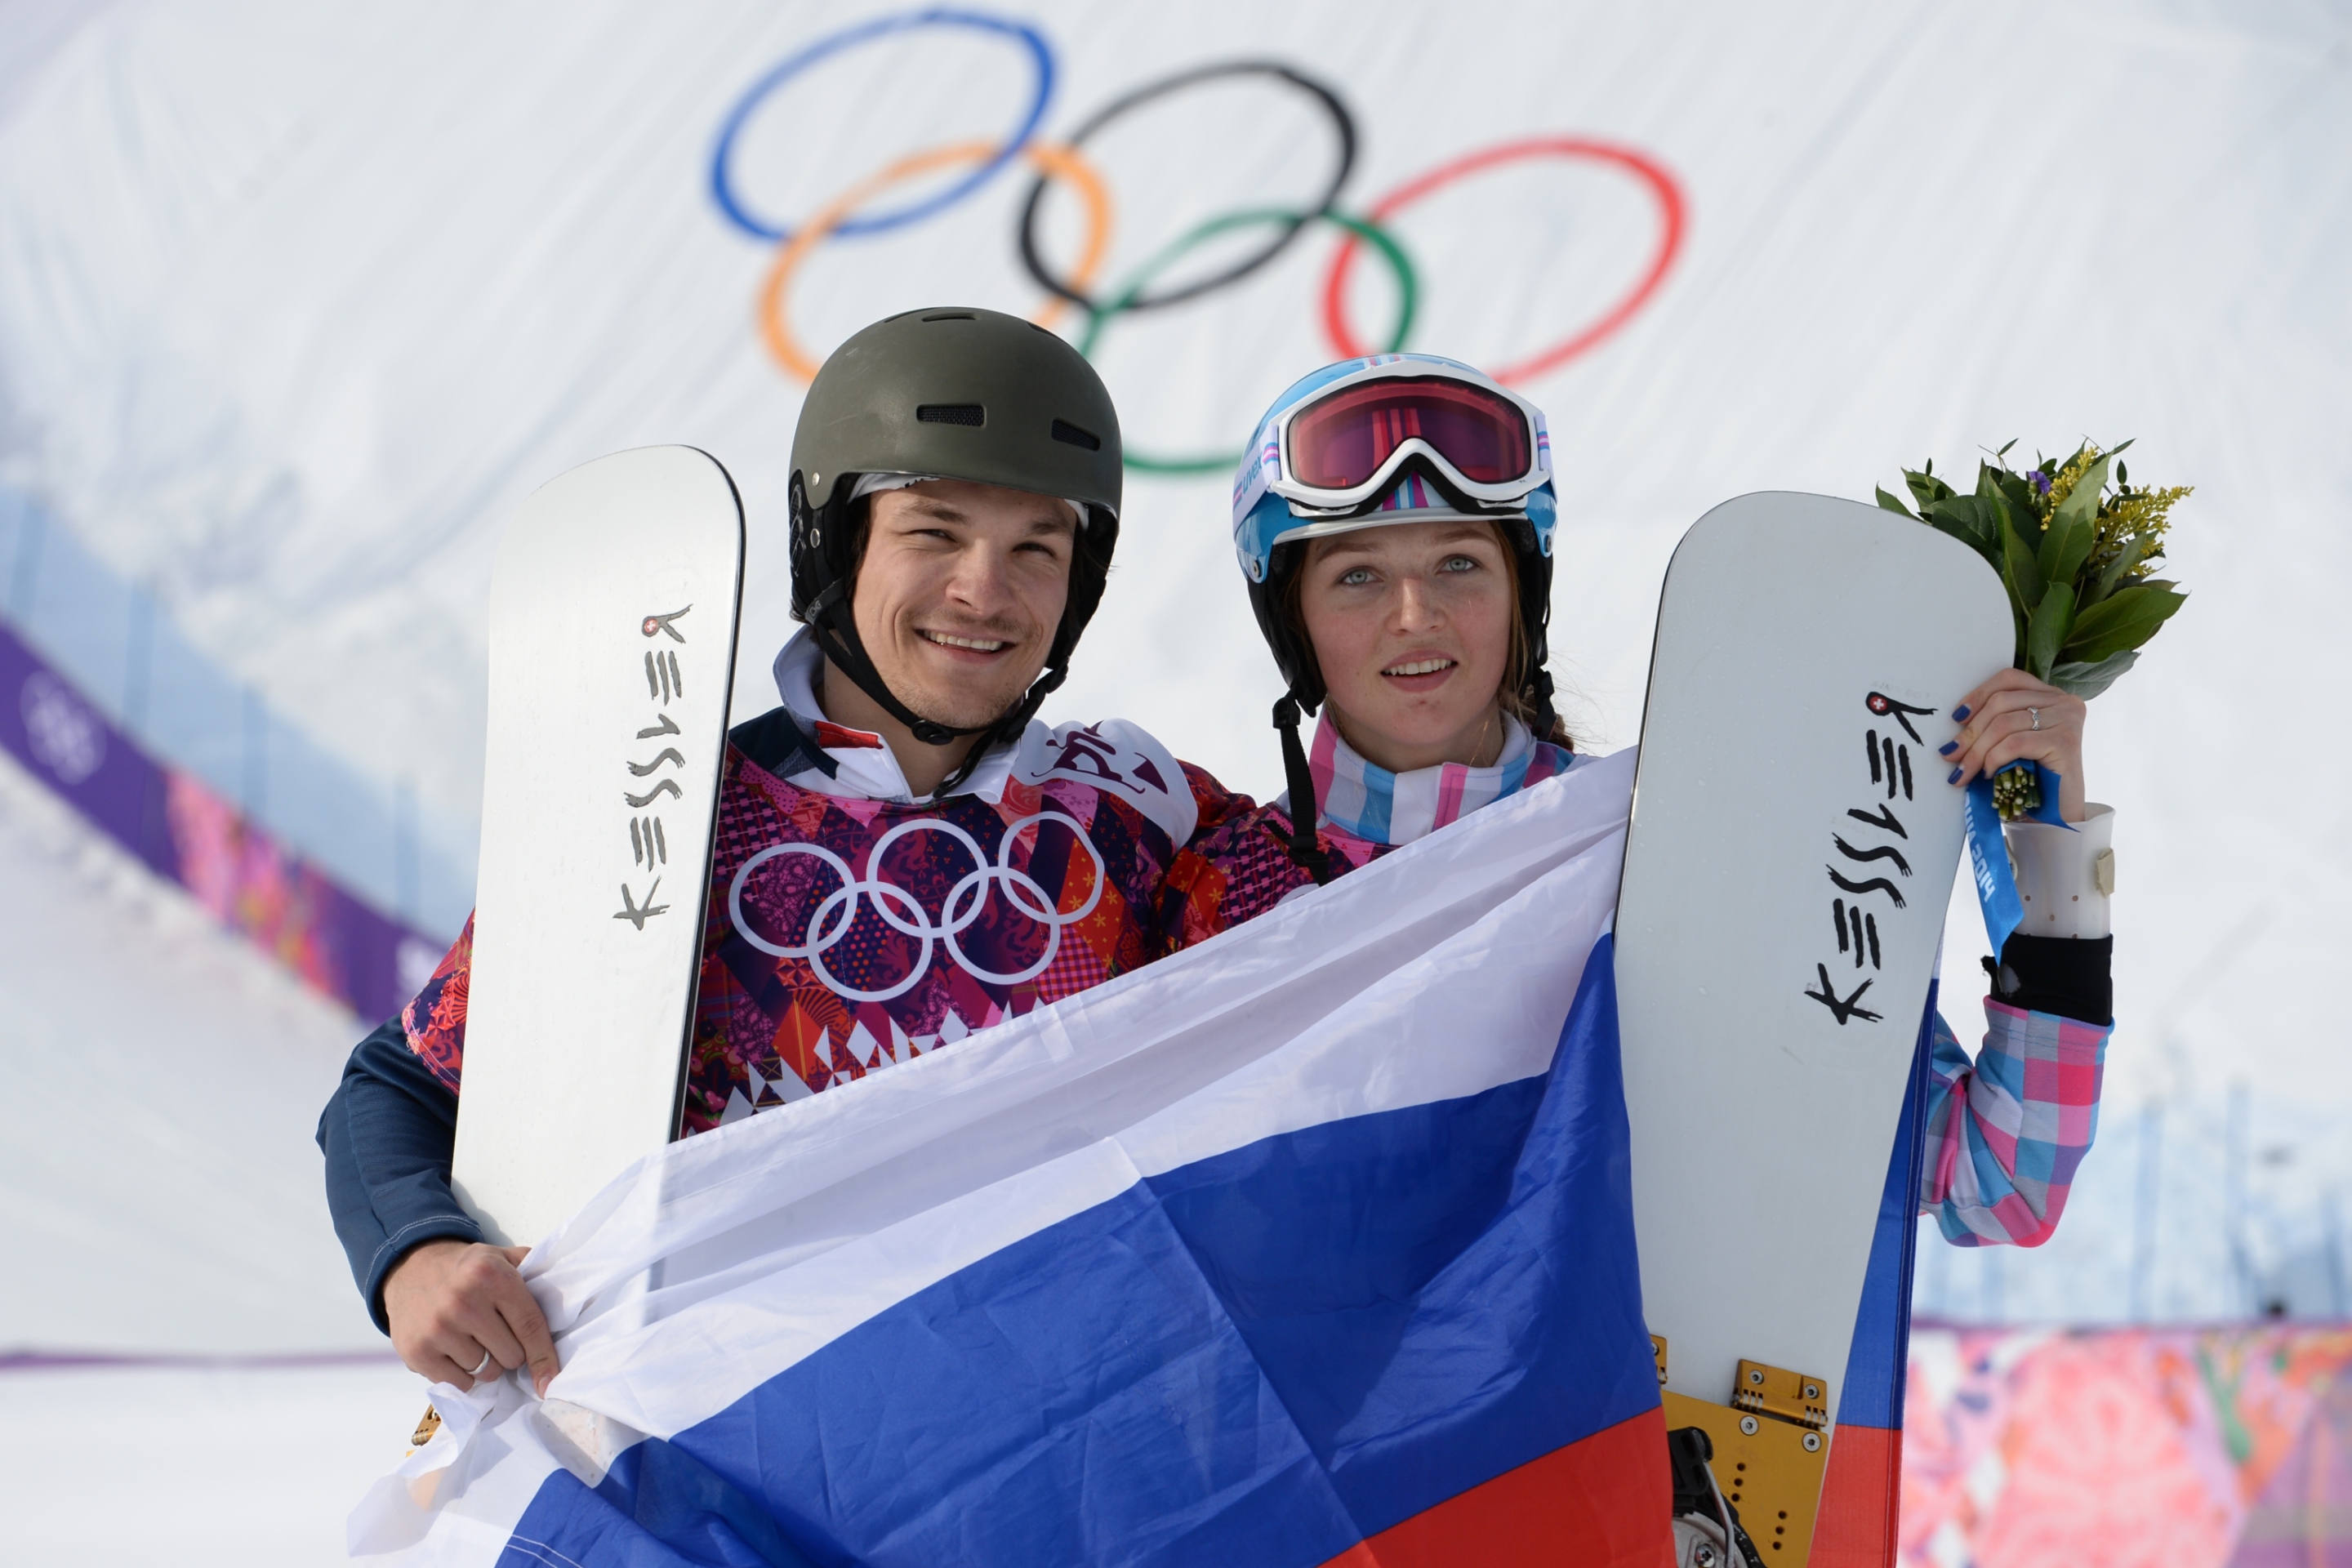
[319,310,1250,1395]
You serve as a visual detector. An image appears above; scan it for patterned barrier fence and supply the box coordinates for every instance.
[1900,1323,2352,1566]
[2,613,443,1022]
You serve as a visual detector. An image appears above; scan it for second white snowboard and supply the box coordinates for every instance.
[1616,491,2010,1559]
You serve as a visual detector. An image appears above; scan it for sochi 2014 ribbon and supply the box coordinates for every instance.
[1964,760,2074,954]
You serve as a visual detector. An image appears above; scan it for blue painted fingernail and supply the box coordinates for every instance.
[1947,767,1962,784]
[1952,705,1971,721]
[1938,741,1958,756]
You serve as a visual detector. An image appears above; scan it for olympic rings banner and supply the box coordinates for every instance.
[709,7,1686,474]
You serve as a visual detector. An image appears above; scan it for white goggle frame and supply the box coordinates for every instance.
[1263,359,1552,518]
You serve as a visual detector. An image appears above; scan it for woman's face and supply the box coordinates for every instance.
[1298,519,1516,773]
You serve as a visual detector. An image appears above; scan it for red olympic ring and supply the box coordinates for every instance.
[1320,138,1688,385]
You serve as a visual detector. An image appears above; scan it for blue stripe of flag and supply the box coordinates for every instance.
[501,940,1655,1567]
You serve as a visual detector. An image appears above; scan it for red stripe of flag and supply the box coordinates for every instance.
[1317,1407,1673,1567]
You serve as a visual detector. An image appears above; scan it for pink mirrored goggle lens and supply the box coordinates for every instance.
[1285,376,1533,492]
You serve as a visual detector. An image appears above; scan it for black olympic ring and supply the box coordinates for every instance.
[1014,60,1356,315]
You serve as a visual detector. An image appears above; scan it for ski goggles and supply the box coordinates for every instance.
[1262,360,1550,515]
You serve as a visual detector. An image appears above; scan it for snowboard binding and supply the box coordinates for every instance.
[1668,1423,1762,1568]
[1656,1335,1829,1565]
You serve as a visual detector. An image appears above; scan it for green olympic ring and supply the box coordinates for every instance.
[1076,209,1418,476]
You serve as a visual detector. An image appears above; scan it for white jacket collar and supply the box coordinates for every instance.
[768,628,1018,806]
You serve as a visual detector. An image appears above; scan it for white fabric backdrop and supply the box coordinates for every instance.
[0,0,2345,1260]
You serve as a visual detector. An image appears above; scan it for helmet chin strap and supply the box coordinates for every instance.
[1271,695,1334,886]
[806,578,1066,779]
[1526,666,1561,742]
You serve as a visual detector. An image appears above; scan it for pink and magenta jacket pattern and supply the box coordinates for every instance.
[406,645,1253,1137]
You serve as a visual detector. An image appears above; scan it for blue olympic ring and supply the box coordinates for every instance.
[710,9,1055,243]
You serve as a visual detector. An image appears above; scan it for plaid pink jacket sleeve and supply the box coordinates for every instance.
[1918,999,2110,1247]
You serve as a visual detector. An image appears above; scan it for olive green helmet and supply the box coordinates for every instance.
[787,307,1123,751]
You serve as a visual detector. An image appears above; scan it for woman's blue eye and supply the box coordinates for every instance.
[1339,568,1374,586]
[1441,555,1480,573]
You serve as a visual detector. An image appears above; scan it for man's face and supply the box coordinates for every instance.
[852,479,1076,730]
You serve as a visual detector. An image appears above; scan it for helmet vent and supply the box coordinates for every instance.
[916,403,985,427]
[920,312,975,323]
[1050,419,1102,451]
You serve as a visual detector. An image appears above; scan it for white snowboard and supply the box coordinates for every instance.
[1615,492,2009,1558]
[450,447,744,1248]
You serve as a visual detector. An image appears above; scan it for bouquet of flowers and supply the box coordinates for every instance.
[1876,440,2189,817]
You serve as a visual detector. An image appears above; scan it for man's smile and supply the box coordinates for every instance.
[917,629,1013,654]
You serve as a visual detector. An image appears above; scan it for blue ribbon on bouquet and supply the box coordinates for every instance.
[1962,760,2074,954]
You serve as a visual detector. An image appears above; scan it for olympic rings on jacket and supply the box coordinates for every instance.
[1321,137,1688,385]
[1016,60,1356,314]
[760,139,1112,383]
[710,9,1054,243]
[727,812,1107,1004]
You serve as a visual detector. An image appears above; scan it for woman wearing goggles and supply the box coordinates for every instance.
[1164,351,2119,1285]
[1222,354,1571,884]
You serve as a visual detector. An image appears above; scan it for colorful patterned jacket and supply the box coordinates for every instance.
[1163,715,2114,1249]
[318,630,1252,1323]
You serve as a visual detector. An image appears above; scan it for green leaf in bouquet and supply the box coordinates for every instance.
[2039,501,2097,590]
[1875,485,1915,518]
[2049,649,2140,699]
[2086,531,2159,606]
[2001,514,2046,621]
[2060,582,2186,663]
[1904,466,1954,511]
[1977,461,2042,524]
[1985,488,2031,548]
[2026,581,2076,679]
[1925,494,2002,567]
[1991,466,2042,516]
[2050,452,2111,536]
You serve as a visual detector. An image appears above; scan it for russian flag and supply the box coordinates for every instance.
[352,751,1668,1566]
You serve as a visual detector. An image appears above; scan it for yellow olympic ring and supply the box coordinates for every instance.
[758,140,1111,385]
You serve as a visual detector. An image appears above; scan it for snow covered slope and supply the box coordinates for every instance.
[0,1361,421,1567]
[0,745,381,1355]
[0,721,413,1563]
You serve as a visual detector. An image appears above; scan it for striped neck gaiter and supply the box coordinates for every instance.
[1305,710,1573,847]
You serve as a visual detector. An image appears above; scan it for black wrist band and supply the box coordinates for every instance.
[1981,934,2113,1027]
